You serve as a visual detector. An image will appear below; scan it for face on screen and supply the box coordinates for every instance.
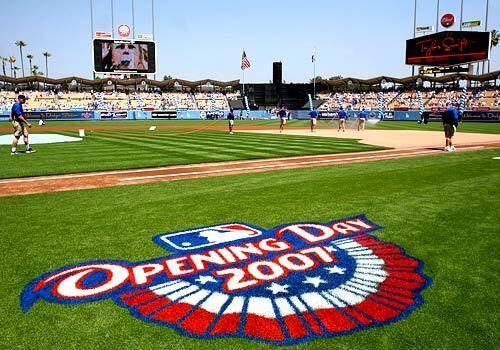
[102,43,148,70]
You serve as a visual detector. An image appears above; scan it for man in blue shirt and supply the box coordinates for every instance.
[338,107,347,132]
[227,108,235,135]
[10,95,35,154]
[277,105,288,133]
[357,108,367,131]
[442,101,459,152]
[308,107,318,132]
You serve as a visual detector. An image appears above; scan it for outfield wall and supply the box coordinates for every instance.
[1,109,499,122]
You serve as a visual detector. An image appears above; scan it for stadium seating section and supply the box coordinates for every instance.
[1,89,499,113]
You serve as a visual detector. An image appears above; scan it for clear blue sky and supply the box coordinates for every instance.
[1,0,499,82]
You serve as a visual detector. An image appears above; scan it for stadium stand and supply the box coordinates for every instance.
[0,87,498,113]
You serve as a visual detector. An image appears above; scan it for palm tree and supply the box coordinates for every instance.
[8,56,16,77]
[26,54,34,76]
[42,52,51,78]
[32,65,39,76]
[0,57,6,76]
[15,41,27,77]
[13,66,20,78]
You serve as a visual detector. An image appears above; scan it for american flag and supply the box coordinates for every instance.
[241,51,251,70]
[312,49,316,63]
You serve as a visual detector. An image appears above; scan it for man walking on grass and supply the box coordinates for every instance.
[442,101,459,152]
[10,95,36,155]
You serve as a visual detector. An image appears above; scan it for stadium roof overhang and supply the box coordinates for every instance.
[0,76,241,89]
[0,71,498,88]
[318,70,500,87]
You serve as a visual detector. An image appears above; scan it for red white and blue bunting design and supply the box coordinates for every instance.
[21,215,430,345]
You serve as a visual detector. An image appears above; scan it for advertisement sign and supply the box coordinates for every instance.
[24,111,95,120]
[136,33,153,40]
[100,111,128,119]
[95,31,112,38]
[416,26,434,33]
[406,31,491,66]
[118,24,131,37]
[440,13,455,28]
[462,20,481,28]
[151,111,177,119]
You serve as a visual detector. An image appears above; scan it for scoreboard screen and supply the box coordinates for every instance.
[93,39,156,74]
[406,31,490,67]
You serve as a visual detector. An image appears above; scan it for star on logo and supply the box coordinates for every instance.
[303,276,327,288]
[325,266,346,274]
[195,275,217,285]
[266,282,289,295]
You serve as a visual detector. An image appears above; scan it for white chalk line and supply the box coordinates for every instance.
[0,145,484,185]
[119,149,447,181]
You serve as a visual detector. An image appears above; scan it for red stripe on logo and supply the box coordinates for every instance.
[344,307,373,325]
[355,298,400,322]
[210,314,241,335]
[151,302,194,323]
[244,314,285,341]
[136,297,171,315]
[281,314,310,339]
[314,309,357,333]
[121,291,159,307]
[180,307,215,334]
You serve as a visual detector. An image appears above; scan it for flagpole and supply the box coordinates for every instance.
[242,49,245,96]
[312,48,316,99]
[313,59,316,99]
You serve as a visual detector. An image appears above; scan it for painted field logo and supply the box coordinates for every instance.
[21,216,430,345]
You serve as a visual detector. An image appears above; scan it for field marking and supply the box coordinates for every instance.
[118,149,444,181]
[0,149,413,184]
[0,145,485,186]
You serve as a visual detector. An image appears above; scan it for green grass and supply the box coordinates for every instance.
[0,149,499,349]
[0,127,381,179]
[10,118,499,134]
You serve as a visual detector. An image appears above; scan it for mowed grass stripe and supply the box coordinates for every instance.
[91,132,335,156]
[0,125,382,178]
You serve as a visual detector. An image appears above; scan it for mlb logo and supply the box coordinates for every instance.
[155,223,263,251]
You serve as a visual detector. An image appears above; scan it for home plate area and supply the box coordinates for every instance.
[21,216,430,345]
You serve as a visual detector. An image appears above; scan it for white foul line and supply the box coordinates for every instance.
[0,146,484,185]
[119,149,443,181]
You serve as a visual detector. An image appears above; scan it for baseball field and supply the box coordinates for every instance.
[0,120,499,349]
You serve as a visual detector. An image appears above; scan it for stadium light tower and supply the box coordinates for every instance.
[131,0,135,39]
[90,0,95,79]
[151,0,156,80]
[484,0,489,73]
[111,0,115,37]
[460,0,464,31]
[412,0,417,76]
[435,0,440,33]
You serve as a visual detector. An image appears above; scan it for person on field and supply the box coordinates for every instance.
[309,107,318,132]
[357,107,367,131]
[277,105,288,133]
[10,95,35,155]
[338,107,347,132]
[442,101,459,152]
[227,108,235,134]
